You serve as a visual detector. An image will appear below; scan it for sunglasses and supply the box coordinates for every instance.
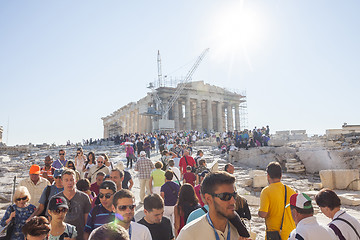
[59,153,65,155]
[117,205,136,211]
[98,161,104,164]
[210,191,237,201]
[53,208,68,214]
[99,193,113,199]
[54,176,62,179]
[16,196,28,201]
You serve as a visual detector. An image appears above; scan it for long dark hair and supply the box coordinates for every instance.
[87,152,95,164]
[176,183,198,215]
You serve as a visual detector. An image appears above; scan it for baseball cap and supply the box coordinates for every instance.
[286,193,313,209]
[100,180,117,193]
[48,196,68,210]
[29,164,41,175]
[53,168,64,178]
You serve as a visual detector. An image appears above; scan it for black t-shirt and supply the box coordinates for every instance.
[138,217,174,240]
[122,170,132,189]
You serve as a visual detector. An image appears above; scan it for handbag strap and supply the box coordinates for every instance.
[280,185,287,231]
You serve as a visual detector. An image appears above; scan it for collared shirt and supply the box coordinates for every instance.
[19,177,50,208]
[288,216,336,240]
[52,159,68,169]
[84,204,115,233]
[134,157,154,179]
[177,214,239,240]
[328,210,360,240]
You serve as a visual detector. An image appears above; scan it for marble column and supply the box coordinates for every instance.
[173,101,180,131]
[185,96,191,130]
[234,103,240,131]
[217,102,223,132]
[227,104,234,131]
[196,99,202,131]
[207,99,213,131]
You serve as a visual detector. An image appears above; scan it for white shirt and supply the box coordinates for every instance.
[288,216,336,240]
[19,177,50,208]
[128,221,152,240]
[329,210,360,240]
[177,214,239,240]
[169,166,181,182]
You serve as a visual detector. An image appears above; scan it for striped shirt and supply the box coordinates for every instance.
[84,204,115,233]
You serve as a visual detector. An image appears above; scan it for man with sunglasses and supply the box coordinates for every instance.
[54,168,92,240]
[112,189,152,240]
[177,171,248,240]
[88,156,110,184]
[53,149,68,169]
[84,180,117,240]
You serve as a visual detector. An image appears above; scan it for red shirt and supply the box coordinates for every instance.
[194,184,205,206]
[90,182,100,195]
[179,156,196,173]
[40,166,55,183]
[184,172,196,186]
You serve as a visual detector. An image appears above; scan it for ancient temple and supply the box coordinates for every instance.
[102,81,246,138]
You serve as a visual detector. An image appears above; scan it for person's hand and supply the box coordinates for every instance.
[43,172,48,178]
[9,211,15,220]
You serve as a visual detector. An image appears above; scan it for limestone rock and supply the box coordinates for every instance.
[320,169,359,190]
[338,193,360,206]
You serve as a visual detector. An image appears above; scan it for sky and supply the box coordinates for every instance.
[0,0,359,146]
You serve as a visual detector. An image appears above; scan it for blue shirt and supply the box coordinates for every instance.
[186,205,209,224]
[52,159,67,169]
[84,204,115,233]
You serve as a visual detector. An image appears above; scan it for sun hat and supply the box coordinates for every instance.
[286,193,313,209]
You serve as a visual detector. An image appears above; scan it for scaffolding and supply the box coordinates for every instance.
[239,91,249,130]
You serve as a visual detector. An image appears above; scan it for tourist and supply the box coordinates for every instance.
[53,149,68,169]
[88,156,110,184]
[89,223,129,240]
[54,168,92,240]
[288,193,336,239]
[19,164,50,208]
[74,147,86,177]
[76,178,97,207]
[0,186,36,240]
[177,171,248,239]
[110,168,124,191]
[183,166,196,186]
[90,171,105,196]
[134,151,155,204]
[258,161,296,240]
[195,159,209,184]
[138,194,174,240]
[144,139,151,159]
[116,161,134,190]
[315,188,360,239]
[47,196,77,239]
[160,170,180,228]
[22,216,50,240]
[100,153,113,170]
[32,168,64,217]
[84,181,117,239]
[149,161,165,195]
[160,150,176,171]
[235,194,251,221]
[125,143,135,169]
[168,159,181,184]
[112,189,152,240]
[66,160,81,181]
[40,155,55,184]
[174,183,200,237]
[179,150,196,176]
[84,152,96,180]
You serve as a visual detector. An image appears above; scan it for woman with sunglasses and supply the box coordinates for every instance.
[74,147,86,178]
[66,160,81,182]
[174,183,201,237]
[0,186,36,240]
[47,196,77,240]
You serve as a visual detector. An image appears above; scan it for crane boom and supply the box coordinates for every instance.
[161,48,209,118]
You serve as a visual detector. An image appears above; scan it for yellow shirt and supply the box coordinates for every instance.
[259,182,296,240]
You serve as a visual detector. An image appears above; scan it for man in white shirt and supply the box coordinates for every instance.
[315,188,360,239]
[288,193,336,240]
[112,189,152,240]
[177,171,247,240]
[88,156,110,184]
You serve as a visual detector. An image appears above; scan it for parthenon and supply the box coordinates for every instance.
[102,81,246,138]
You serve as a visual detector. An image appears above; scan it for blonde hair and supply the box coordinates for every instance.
[13,186,31,203]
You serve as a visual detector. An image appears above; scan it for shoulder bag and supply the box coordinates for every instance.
[0,205,16,240]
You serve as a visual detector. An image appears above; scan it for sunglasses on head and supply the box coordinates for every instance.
[98,193,113,199]
[53,208,68,214]
[117,205,136,211]
[210,191,237,201]
[16,196,28,201]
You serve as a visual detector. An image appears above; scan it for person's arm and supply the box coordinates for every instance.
[128,179,134,190]
[258,211,268,218]
[160,191,165,200]
[174,205,180,237]
[84,213,89,227]
[229,212,250,238]
[83,232,90,240]
[169,151,177,158]
[31,203,45,217]
[196,174,200,185]
[149,176,153,194]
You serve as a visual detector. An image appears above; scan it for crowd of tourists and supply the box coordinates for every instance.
[1,130,360,240]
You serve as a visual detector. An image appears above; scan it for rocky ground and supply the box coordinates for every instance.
[1,141,360,240]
